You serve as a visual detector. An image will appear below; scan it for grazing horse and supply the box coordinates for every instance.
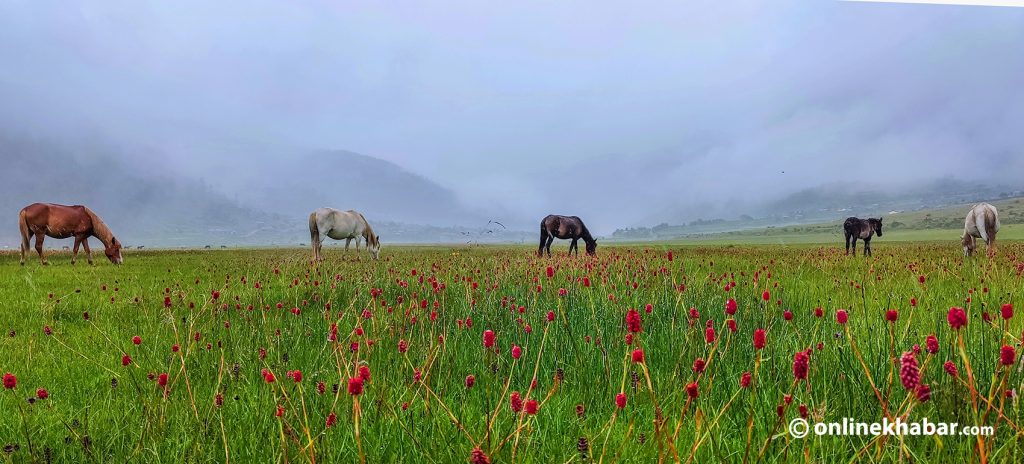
[309,208,381,261]
[962,203,999,257]
[538,215,597,257]
[843,217,883,257]
[19,203,123,265]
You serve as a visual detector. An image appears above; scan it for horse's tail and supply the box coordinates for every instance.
[309,212,319,243]
[985,206,998,245]
[19,208,30,251]
[974,207,989,243]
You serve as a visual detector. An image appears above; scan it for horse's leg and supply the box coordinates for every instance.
[72,236,82,264]
[545,236,554,257]
[864,238,871,257]
[570,238,578,256]
[82,238,93,265]
[538,231,547,257]
[844,233,850,255]
[35,234,47,265]
[345,238,352,251]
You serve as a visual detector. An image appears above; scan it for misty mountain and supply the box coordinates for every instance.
[230,150,480,226]
[0,133,292,247]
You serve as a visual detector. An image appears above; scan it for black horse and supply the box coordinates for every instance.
[843,217,883,256]
[538,215,596,257]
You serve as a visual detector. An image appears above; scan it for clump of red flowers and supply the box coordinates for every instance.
[836,309,848,324]
[483,330,496,348]
[615,392,627,409]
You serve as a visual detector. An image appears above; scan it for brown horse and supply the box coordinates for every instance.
[538,214,596,257]
[843,216,882,257]
[19,203,123,265]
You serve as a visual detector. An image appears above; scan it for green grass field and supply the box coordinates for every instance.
[2,240,1023,462]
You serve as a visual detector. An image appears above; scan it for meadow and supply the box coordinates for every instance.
[1,241,1023,463]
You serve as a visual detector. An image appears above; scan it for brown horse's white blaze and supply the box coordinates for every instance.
[962,203,999,257]
[19,203,123,265]
[309,208,380,261]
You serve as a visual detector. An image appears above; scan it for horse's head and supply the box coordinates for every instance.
[872,218,883,237]
[369,235,381,260]
[962,233,976,257]
[106,237,123,264]
[585,239,597,256]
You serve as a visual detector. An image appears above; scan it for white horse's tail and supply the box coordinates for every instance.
[309,212,320,259]
[975,206,989,243]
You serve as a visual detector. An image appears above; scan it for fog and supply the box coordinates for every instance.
[2,0,1023,241]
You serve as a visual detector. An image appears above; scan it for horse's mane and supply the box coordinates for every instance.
[351,210,378,246]
[83,207,116,247]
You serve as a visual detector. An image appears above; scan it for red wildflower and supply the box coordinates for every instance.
[121,354,132,366]
[762,290,770,301]
[836,309,848,325]
[470,447,491,464]
[792,351,809,380]
[947,307,967,330]
[705,327,716,344]
[726,319,737,332]
[2,373,15,389]
[290,370,303,383]
[916,384,931,402]
[740,371,752,388]
[465,375,475,388]
[692,358,706,373]
[36,388,48,400]
[925,334,939,354]
[510,391,523,412]
[725,299,737,315]
[615,392,627,409]
[685,382,698,399]
[348,377,364,395]
[753,328,766,350]
[900,352,920,390]
[1001,345,1016,366]
[625,309,642,333]
[546,311,555,322]
[483,330,495,348]
[631,349,645,364]
[43,326,52,336]
[326,411,337,427]
[814,307,823,318]
[359,365,371,382]
[132,335,142,345]
[525,399,539,415]
[1002,303,1014,320]
[546,266,554,278]
[511,345,522,360]
[158,373,169,387]
[885,309,898,323]
[943,360,958,377]
[783,310,793,321]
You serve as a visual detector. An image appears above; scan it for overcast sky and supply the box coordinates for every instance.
[2,0,1023,231]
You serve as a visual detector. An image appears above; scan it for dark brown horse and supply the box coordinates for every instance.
[19,203,123,265]
[843,217,882,257]
[538,215,596,257]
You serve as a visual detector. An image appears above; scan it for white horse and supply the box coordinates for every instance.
[309,208,381,261]
[962,203,999,257]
